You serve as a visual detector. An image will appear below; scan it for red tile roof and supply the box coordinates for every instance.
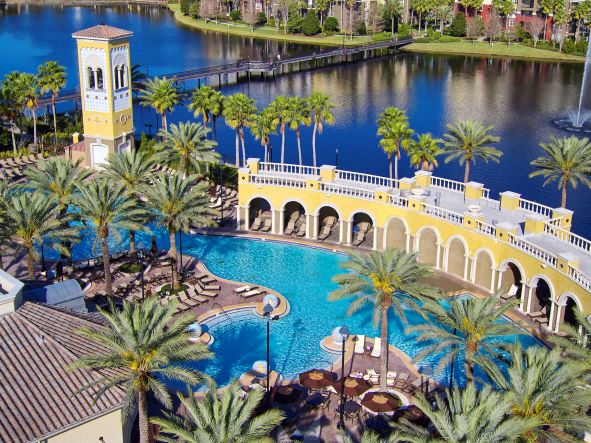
[0,303,126,443]
[72,24,133,40]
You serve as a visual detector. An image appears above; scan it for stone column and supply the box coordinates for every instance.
[463,254,470,280]
[549,301,566,332]
[313,214,319,240]
[272,210,281,235]
[405,233,411,252]
[345,221,352,245]
[435,243,441,269]
[489,265,496,293]
[373,226,382,251]
[441,245,449,271]
[278,210,285,235]
[523,283,535,313]
[338,221,344,244]
[93,69,98,89]
[305,214,312,239]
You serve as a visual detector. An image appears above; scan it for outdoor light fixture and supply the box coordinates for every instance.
[337,325,349,429]
[263,302,274,393]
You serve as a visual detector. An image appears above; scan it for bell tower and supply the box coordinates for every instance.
[73,24,135,168]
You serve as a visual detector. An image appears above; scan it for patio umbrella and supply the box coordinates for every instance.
[299,369,336,390]
[331,376,372,398]
[361,391,402,413]
[273,385,306,404]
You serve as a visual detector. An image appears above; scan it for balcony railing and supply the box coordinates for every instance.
[259,162,320,176]
[545,223,591,254]
[335,170,398,189]
[518,198,554,218]
[250,174,307,188]
[319,182,375,200]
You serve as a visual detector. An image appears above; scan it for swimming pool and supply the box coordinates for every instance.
[47,227,541,388]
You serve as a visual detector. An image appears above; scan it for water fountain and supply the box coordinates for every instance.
[554,42,591,133]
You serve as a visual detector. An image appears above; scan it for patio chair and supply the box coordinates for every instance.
[187,287,209,304]
[501,284,519,302]
[261,217,272,232]
[179,292,199,308]
[209,197,222,208]
[199,275,217,284]
[386,371,397,387]
[394,372,410,389]
[195,285,218,298]
[284,213,299,236]
[371,337,381,358]
[354,334,365,354]
[198,280,221,291]
[250,216,263,231]
[233,285,257,294]
[305,391,331,412]
[241,289,263,298]
[317,223,331,241]
[295,220,307,237]
[365,369,380,385]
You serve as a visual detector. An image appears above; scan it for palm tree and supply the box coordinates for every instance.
[377,107,414,182]
[390,383,537,443]
[308,91,335,168]
[1,71,28,152]
[139,77,180,132]
[130,64,147,93]
[384,0,404,36]
[74,180,149,295]
[8,192,77,280]
[144,173,216,288]
[209,89,225,141]
[37,61,66,148]
[408,133,442,171]
[188,85,215,128]
[442,120,502,183]
[102,149,156,260]
[287,96,311,166]
[71,296,213,443]
[549,307,591,375]
[329,248,439,391]
[223,93,257,167]
[487,344,591,442]
[529,135,591,208]
[269,95,291,164]
[0,85,19,153]
[409,293,518,385]
[155,121,219,176]
[151,380,284,442]
[17,73,39,146]
[251,108,277,162]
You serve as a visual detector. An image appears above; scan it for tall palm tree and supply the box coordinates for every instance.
[409,293,518,385]
[74,180,149,295]
[8,192,77,280]
[209,89,225,141]
[529,135,591,208]
[151,380,284,442]
[155,121,219,177]
[1,71,28,152]
[307,91,334,168]
[0,85,19,153]
[188,85,215,128]
[102,149,156,260]
[390,383,537,443]
[37,61,66,148]
[377,107,414,182]
[251,108,277,162]
[71,297,213,443]
[139,77,180,132]
[549,307,591,376]
[144,173,216,288]
[384,0,404,36]
[223,93,257,167]
[17,73,39,146]
[287,96,311,166]
[329,248,439,391]
[269,95,291,164]
[408,133,442,171]
[442,120,502,183]
[487,344,591,442]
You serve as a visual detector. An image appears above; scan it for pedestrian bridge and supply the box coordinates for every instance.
[236,159,591,335]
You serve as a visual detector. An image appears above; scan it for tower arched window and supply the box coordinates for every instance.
[87,67,95,89]
[120,64,127,89]
[114,66,120,90]
[96,68,104,90]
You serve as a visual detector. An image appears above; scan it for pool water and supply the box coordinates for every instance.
[46,229,540,388]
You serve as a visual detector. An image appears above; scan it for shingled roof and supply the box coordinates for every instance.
[72,24,133,40]
[0,303,126,443]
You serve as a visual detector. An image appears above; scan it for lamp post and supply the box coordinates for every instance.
[137,242,146,301]
[263,302,274,393]
[338,325,349,430]
[219,159,225,227]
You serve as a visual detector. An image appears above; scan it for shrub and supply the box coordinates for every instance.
[180,0,192,15]
[189,1,200,18]
[414,37,430,42]
[427,28,441,41]
[448,12,466,37]
[257,11,267,25]
[576,40,588,55]
[439,35,460,43]
[230,9,241,21]
[356,20,367,35]
[268,17,276,27]
[287,14,303,33]
[562,39,576,54]
[397,23,411,38]
[324,16,339,32]
[302,10,321,35]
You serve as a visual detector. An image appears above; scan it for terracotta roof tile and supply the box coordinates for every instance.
[72,24,133,40]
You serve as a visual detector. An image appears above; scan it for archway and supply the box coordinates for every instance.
[530,276,552,324]
[249,197,272,232]
[283,201,306,237]
[384,217,407,251]
[472,249,494,291]
[351,212,373,248]
[446,237,467,279]
[317,206,340,242]
[499,260,524,303]
[416,227,438,266]
[563,296,579,328]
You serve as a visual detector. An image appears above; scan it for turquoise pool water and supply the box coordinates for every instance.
[47,228,540,388]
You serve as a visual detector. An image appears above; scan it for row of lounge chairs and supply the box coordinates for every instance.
[318,216,337,241]
[354,335,381,358]
[0,154,42,169]
[284,212,306,237]
[352,222,372,246]
[251,212,273,232]
[0,168,24,181]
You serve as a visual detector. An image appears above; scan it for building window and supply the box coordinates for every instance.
[96,68,104,90]
[114,66,120,90]
[87,67,95,89]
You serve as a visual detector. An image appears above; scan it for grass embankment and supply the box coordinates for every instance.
[403,40,585,62]
[169,3,388,47]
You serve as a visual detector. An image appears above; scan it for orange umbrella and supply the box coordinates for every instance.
[361,391,402,413]
[331,376,372,397]
[299,369,336,390]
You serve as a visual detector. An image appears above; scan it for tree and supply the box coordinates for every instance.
[384,0,404,36]
[412,0,430,32]
[442,120,502,182]
[377,107,414,183]
[329,249,439,391]
[287,96,311,166]
[276,0,290,33]
[390,383,537,443]
[529,136,591,208]
[485,8,502,45]
[209,89,225,141]
[1,72,30,152]
[315,0,330,25]
[188,85,216,128]
[17,73,39,146]
[74,180,148,295]
[8,192,77,280]
[323,15,340,32]
[152,380,284,442]
[201,0,218,20]
[268,95,292,164]
[243,0,258,30]
[493,0,515,33]
[487,344,591,442]
[223,93,257,167]
[550,307,591,375]
[573,0,591,42]
[155,121,219,176]
[302,10,321,35]
[71,297,213,443]
[466,16,483,43]
[367,3,385,34]
[541,0,563,41]
[0,181,14,271]
[144,173,215,288]
[435,4,454,33]
[448,12,467,36]
[0,85,19,153]
[251,109,277,162]
[409,293,518,385]
[37,61,66,148]
[130,64,147,93]
[459,0,482,18]
[102,149,156,260]
[525,16,545,47]
[308,91,335,168]
[139,77,180,132]
[407,133,441,171]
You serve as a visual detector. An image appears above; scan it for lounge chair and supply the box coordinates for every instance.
[394,372,410,388]
[187,287,209,304]
[251,216,263,231]
[241,289,262,298]
[233,285,257,294]
[284,212,300,236]
[179,292,199,308]
[209,197,222,208]
[352,222,371,247]
[501,284,519,302]
[386,371,397,387]
[295,221,306,237]
[198,280,221,291]
[195,285,218,298]
[365,369,380,385]
[354,334,365,354]
[199,276,216,284]
[318,223,331,241]
[261,217,272,232]
[371,337,381,358]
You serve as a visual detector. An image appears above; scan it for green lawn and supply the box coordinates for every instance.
[169,4,387,47]
[404,40,585,62]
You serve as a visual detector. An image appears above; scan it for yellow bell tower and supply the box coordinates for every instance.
[73,24,135,168]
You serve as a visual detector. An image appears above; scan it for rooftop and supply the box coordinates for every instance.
[72,24,133,41]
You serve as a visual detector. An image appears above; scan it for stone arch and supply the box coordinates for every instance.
[282,200,306,236]
[415,226,440,267]
[445,236,468,279]
[529,274,554,323]
[350,211,374,248]
[383,216,409,251]
[317,206,341,242]
[472,248,495,291]
[248,197,272,231]
[558,292,583,329]
[498,259,525,305]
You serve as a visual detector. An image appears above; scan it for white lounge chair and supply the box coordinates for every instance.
[241,289,263,298]
[209,197,222,208]
[365,368,380,385]
[233,285,257,294]
[318,223,331,241]
[354,335,365,354]
[284,212,299,235]
[371,337,381,358]
[261,217,272,232]
[251,216,263,231]
[295,221,306,237]
[386,371,397,387]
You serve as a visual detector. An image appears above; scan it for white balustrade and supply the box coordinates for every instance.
[319,182,375,200]
[250,175,307,188]
[335,170,398,189]
[545,223,591,254]
[430,176,465,193]
[518,198,553,218]
[423,203,464,225]
[476,220,497,238]
[569,266,591,292]
[388,194,410,208]
[507,233,558,267]
[259,162,320,176]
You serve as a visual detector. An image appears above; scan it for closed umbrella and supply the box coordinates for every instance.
[299,369,336,390]
[331,376,371,398]
[361,391,401,413]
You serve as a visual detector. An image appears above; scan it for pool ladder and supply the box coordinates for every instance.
[212,302,233,324]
